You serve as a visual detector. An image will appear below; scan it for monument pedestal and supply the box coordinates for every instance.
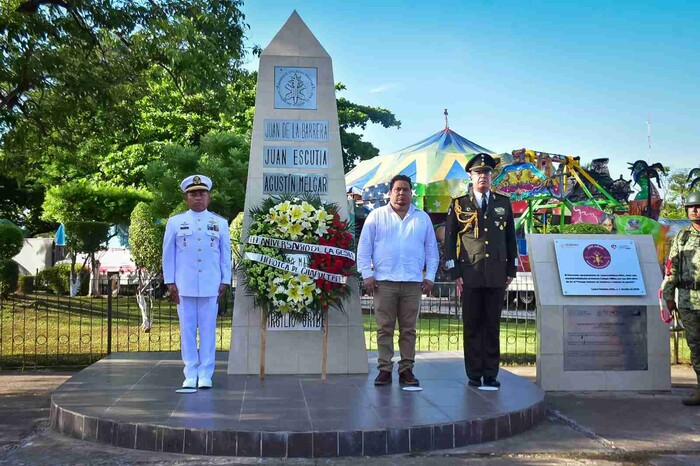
[529,234,670,391]
[51,352,545,457]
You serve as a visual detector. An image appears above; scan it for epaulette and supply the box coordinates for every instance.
[452,194,468,201]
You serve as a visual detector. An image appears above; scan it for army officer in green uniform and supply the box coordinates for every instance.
[444,153,518,388]
[662,190,700,406]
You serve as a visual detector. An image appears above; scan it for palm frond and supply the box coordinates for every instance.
[686,167,700,183]
[690,177,700,192]
[628,160,648,173]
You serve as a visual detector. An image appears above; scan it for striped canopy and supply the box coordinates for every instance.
[346,128,499,213]
[346,128,494,189]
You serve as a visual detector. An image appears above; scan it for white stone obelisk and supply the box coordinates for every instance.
[227,11,368,375]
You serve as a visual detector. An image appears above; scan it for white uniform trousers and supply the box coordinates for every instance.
[177,296,218,381]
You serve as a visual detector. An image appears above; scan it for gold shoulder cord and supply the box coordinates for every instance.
[453,200,479,257]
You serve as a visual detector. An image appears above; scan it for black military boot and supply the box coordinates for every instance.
[682,388,700,406]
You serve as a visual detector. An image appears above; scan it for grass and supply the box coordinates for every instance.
[0,292,691,370]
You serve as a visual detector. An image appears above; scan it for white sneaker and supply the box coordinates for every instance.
[182,378,197,388]
[197,378,212,389]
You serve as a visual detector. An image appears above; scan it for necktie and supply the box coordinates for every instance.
[481,194,487,212]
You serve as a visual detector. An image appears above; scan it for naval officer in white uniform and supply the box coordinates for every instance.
[163,175,232,389]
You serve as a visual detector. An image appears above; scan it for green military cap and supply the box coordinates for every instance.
[465,153,498,173]
[685,191,700,207]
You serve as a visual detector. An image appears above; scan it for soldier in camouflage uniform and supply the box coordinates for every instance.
[662,190,700,406]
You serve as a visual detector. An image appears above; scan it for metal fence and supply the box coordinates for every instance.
[0,277,233,370]
[0,274,691,371]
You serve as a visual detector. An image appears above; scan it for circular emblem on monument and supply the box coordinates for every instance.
[275,68,316,107]
[582,244,611,269]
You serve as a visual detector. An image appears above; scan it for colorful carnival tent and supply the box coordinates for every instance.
[346,127,504,214]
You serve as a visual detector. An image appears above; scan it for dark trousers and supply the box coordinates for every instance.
[461,287,505,381]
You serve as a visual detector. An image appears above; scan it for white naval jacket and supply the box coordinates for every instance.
[162,209,232,297]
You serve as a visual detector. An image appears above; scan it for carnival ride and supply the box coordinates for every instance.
[493,148,630,235]
[346,123,671,273]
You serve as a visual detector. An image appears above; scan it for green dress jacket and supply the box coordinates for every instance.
[444,189,518,288]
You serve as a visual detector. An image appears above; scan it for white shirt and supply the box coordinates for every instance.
[357,204,439,282]
[473,190,490,209]
[162,209,232,297]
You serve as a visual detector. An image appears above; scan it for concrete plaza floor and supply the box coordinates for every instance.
[0,365,698,465]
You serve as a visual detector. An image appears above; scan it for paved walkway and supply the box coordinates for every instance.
[0,366,697,465]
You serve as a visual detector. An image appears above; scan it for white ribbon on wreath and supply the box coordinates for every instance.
[244,252,347,284]
[246,235,355,260]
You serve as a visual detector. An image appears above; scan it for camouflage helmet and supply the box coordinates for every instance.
[685,191,700,208]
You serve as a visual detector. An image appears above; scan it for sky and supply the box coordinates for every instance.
[240,0,699,182]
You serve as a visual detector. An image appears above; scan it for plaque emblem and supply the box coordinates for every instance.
[582,244,611,269]
[275,67,317,109]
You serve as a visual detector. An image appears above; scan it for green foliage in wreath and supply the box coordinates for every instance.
[240,195,355,318]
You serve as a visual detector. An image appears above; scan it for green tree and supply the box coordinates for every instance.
[0,223,23,259]
[0,222,23,297]
[660,166,700,219]
[1,0,255,205]
[42,181,151,224]
[129,202,165,332]
[661,168,691,219]
[146,130,249,220]
[64,220,110,296]
[0,174,55,235]
[336,83,401,172]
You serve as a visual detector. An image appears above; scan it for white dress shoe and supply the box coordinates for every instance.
[182,378,197,388]
[197,378,212,389]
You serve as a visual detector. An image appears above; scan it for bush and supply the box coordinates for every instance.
[560,223,610,235]
[36,264,89,295]
[0,259,19,297]
[17,275,35,294]
[0,224,24,259]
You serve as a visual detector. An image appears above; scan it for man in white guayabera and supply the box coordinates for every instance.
[162,175,231,389]
[357,174,439,387]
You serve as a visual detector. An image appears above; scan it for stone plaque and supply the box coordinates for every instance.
[267,312,323,331]
[263,119,328,142]
[554,239,645,296]
[564,305,648,371]
[263,173,328,195]
[263,146,328,168]
[274,66,317,109]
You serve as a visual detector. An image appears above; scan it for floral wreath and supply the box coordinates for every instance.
[240,195,355,318]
